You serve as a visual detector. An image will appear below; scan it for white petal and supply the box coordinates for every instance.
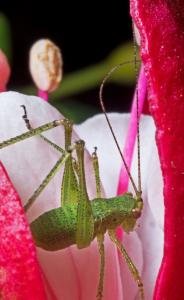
[0,92,124,299]
[134,200,163,300]
[120,231,143,300]
[75,113,130,197]
[0,91,98,220]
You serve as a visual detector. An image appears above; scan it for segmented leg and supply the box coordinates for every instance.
[60,117,78,206]
[24,144,77,212]
[96,234,105,300]
[92,149,105,300]
[0,119,65,149]
[21,105,65,154]
[108,230,144,300]
[21,105,79,206]
[92,147,101,198]
[75,140,94,249]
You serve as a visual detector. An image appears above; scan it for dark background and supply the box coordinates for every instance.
[0,1,135,120]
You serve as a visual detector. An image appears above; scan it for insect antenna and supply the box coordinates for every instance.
[99,60,140,196]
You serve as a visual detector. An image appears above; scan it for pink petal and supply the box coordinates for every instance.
[116,65,147,242]
[131,0,184,298]
[0,161,46,299]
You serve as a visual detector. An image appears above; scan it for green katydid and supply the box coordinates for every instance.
[0,60,144,300]
[0,101,144,300]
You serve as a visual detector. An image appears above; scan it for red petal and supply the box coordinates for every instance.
[0,161,46,299]
[130,1,184,299]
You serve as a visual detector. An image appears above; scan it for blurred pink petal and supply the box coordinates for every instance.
[0,50,10,91]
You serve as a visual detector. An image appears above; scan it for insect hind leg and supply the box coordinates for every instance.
[108,229,144,300]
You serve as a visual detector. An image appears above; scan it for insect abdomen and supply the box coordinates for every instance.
[30,205,78,251]
[30,193,136,251]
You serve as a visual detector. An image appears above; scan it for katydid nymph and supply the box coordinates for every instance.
[0,67,144,299]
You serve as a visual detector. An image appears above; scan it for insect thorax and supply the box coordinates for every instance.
[92,192,138,235]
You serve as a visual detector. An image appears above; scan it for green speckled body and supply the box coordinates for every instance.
[30,192,137,251]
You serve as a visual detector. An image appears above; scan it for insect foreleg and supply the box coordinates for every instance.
[108,230,144,300]
[21,105,65,154]
[0,119,65,149]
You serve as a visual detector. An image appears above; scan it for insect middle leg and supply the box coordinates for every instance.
[24,149,74,212]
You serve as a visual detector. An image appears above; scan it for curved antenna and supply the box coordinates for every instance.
[99,60,141,195]
[132,24,142,195]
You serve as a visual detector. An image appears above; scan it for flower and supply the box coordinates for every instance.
[0,91,163,299]
[3,1,181,295]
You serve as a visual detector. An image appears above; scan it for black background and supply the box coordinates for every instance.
[0,1,134,114]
